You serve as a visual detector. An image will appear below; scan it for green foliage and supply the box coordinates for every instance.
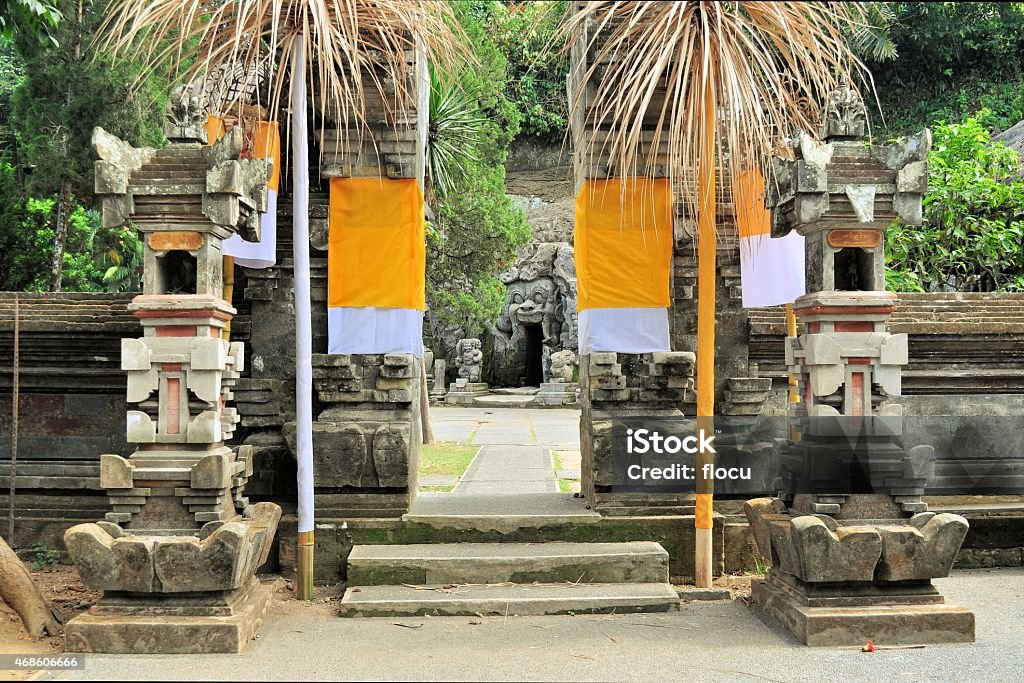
[0,0,61,46]
[29,542,59,571]
[426,68,486,200]
[88,221,143,292]
[426,2,531,332]
[886,112,1024,292]
[22,194,106,291]
[483,1,568,143]
[10,0,165,203]
[870,3,1024,136]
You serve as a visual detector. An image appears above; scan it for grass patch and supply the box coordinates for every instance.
[419,485,455,493]
[551,449,580,494]
[419,442,479,478]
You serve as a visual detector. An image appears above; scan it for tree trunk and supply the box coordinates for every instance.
[0,538,59,638]
[50,180,73,292]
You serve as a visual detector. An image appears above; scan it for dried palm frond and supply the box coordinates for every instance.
[562,1,874,215]
[95,0,470,149]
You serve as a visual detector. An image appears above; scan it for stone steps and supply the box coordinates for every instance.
[338,582,679,617]
[347,542,669,586]
[340,541,678,617]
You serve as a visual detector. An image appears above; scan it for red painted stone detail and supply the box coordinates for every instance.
[166,377,181,434]
[156,326,197,337]
[835,321,874,332]
[850,372,864,416]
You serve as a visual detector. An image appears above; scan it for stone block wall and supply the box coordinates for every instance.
[580,351,696,514]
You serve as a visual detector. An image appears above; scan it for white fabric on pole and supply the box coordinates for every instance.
[739,231,806,308]
[223,190,278,268]
[327,307,424,356]
[291,36,314,535]
[578,307,671,354]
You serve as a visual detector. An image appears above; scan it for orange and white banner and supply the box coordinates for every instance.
[208,116,281,269]
[736,167,804,308]
[574,177,673,353]
[327,177,426,355]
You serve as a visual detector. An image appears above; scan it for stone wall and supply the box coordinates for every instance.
[0,293,137,549]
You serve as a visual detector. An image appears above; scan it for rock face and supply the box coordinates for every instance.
[491,242,578,386]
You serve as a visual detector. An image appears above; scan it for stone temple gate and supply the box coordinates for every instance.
[0,8,1023,645]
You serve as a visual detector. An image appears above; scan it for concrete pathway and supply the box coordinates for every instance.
[41,568,1024,682]
[428,407,580,496]
[453,445,557,494]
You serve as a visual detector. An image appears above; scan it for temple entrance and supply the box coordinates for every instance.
[523,323,544,386]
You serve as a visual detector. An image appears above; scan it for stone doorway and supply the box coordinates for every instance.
[523,323,545,386]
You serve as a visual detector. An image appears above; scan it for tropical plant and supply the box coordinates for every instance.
[87,220,143,292]
[886,111,1024,292]
[425,3,529,335]
[0,0,61,45]
[425,68,485,201]
[487,1,569,142]
[869,2,1024,136]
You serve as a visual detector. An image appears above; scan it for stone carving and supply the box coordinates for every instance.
[822,79,867,139]
[749,86,975,646]
[548,349,576,383]
[456,338,484,383]
[165,84,206,143]
[62,111,278,654]
[492,242,577,386]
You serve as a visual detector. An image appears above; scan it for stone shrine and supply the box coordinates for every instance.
[537,349,578,406]
[61,88,280,654]
[446,338,488,405]
[747,86,975,646]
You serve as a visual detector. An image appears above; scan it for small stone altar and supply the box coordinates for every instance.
[62,87,280,654]
[747,85,974,646]
[446,338,488,405]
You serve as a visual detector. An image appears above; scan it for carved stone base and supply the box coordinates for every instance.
[536,382,577,406]
[64,577,276,654]
[445,382,489,405]
[751,573,975,646]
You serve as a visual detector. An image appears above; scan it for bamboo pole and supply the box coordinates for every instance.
[291,32,315,602]
[694,59,717,589]
[785,303,797,402]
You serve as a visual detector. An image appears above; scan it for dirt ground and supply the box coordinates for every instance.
[0,563,99,681]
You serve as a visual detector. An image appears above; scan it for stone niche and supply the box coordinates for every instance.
[283,353,421,518]
[491,242,577,386]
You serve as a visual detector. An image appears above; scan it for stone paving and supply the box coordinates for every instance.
[429,407,580,495]
[43,568,1024,682]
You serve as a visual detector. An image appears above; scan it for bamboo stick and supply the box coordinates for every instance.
[695,61,717,589]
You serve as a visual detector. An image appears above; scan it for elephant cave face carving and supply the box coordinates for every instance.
[508,279,557,342]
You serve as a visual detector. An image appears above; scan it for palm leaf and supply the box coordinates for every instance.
[426,68,485,200]
[561,1,874,217]
[95,1,471,149]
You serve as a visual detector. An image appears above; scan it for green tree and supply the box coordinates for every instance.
[886,111,1024,292]
[0,0,61,45]
[869,3,1024,136]
[426,2,530,336]
[10,0,164,292]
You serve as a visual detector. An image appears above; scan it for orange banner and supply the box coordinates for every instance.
[328,177,426,310]
[575,177,674,310]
